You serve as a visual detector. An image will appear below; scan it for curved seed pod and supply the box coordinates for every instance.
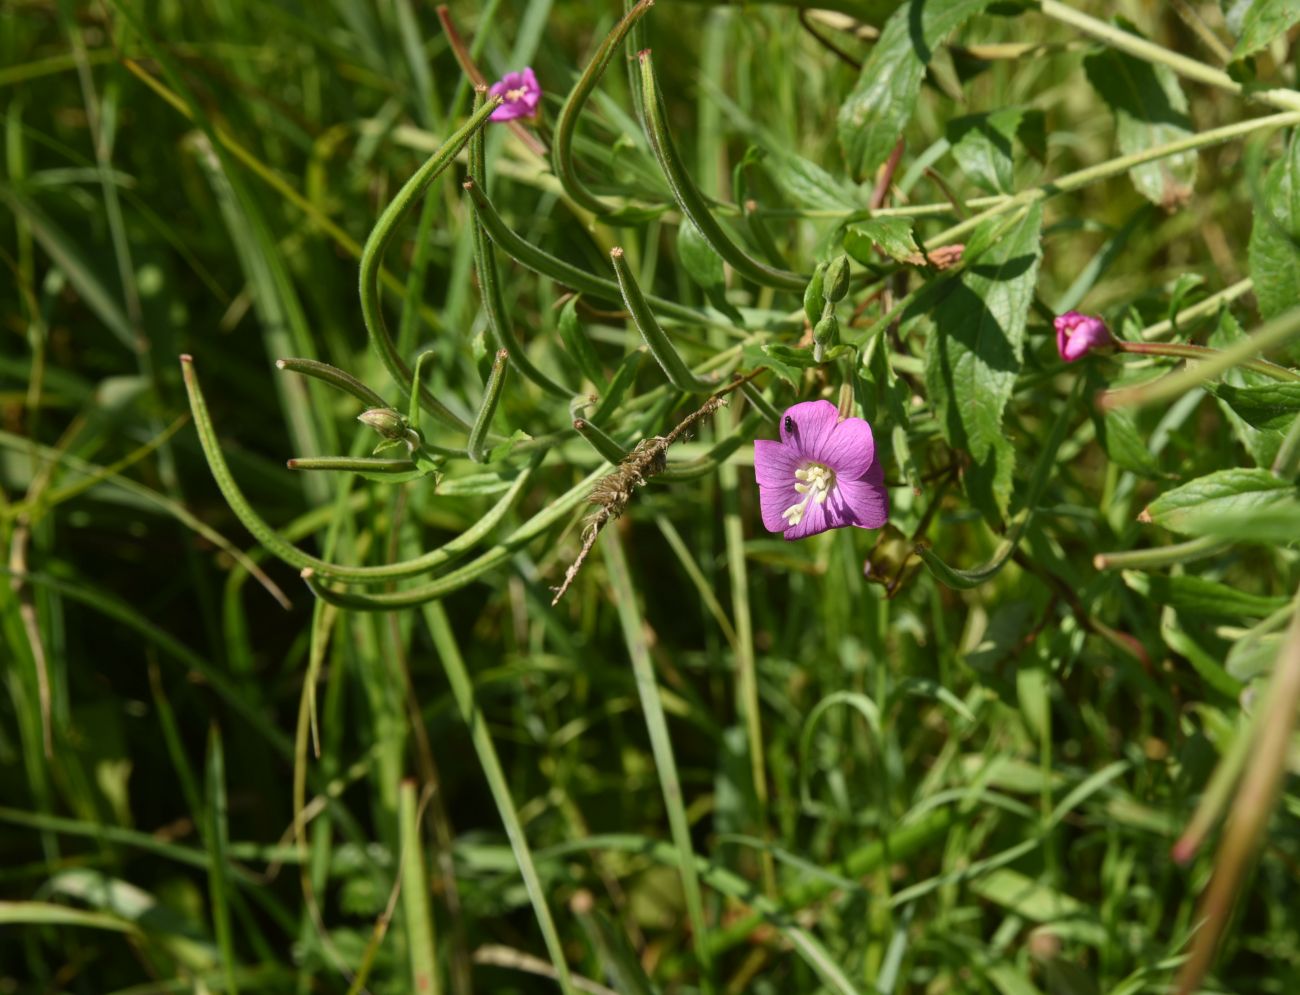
[468,350,510,463]
[638,49,805,291]
[610,247,715,393]
[552,0,656,213]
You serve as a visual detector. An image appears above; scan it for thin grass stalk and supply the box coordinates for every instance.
[399,781,439,995]
[600,529,715,990]
[205,726,239,995]
[421,602,577,995]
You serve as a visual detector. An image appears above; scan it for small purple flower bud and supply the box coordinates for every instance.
[1054,311,1114,362]
[488,67,541,122]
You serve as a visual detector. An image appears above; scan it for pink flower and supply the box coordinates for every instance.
[754,400,888,541]
[1054,311,1114,362]
[488,68,541,122]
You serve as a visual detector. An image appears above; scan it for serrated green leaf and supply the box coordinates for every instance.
[925,204,1044,520]
[1123,571,1288,618]
[1249,132,1300,321]
[1083,22,1197,207]
[1231,0,1300,59]
[1207,382,1300,431]
[837,0,993,179]
[676,221,725,290]
[844,217,919,264]
[946,107,1042,194]
[1145,468,1300,542]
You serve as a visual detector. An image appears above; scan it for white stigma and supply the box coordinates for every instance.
[506,86,528,101]
[781,462,834,527]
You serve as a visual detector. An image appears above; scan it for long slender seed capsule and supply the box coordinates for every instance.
[359,94,500,431]
[275,358,390,409]
[469,90,571,397]
[552,0,656,214]
[573,418,630,463]
[469,350,510,463]
[182,354,538,583]
[462,178,713,326]
[638,49,805,291]
[287,457,419,474]
[610,247,715,393]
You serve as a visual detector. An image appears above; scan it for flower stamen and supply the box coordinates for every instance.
[782,462,834,526]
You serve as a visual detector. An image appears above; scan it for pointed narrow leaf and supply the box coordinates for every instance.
[1231,0,1300,60]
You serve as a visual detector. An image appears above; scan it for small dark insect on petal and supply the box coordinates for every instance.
[783,414,795,434]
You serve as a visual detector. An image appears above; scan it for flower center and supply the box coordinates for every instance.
[505,86,529,102]
[781,462,835,527]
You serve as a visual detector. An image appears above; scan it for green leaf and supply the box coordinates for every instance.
[1097,407,1162,476]
[946,107,1043,194]
[1145,468,1300,542]
[1207,382,1300,431]
[676,221,725,290]
[558,296,608,389]
[1231,0,1300,59]
[487,429,532,463]
[1083,21,1197,208]
[844,217,919,264]
[1249,131,1300,321]
[1123,571,1288,618]
[924,204,1044,520]
[764,152,863,212]
[837,0,993,179]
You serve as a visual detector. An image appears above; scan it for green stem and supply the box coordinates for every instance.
[638,50,804,291]
[468,349,510,463]
[611,246,716,392]
[1139,278,1253,342]
[1101,306,1300,411]
[469,93,571,398]
[601,529,715,990]
[931,111,1300,249]
[1116,340,1300,382]
[1272,410,1300,478]
[359,94,500,431]
[1039,1,1300,113]
[553,0,656,214]
[421,603,576,995]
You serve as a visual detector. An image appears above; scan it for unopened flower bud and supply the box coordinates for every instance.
[813,314,839,347]
[804,263,827,326]
[1054,311,1114,362]
[358,407,407,438]
[824,254,851,303]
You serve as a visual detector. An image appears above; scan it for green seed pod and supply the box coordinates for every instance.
[824,254,851,303]
[803,262,827,326]
[813,313,839,347]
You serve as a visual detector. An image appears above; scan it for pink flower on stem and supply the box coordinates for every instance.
[1054,310,1114,362]
[488,67,541,121]
[754,400,889,541]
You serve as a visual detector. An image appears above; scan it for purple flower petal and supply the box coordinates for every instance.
[753,438,803,488]
[782,495,831,541]
[1054,311,1113,362]
[758,476,802,534]
[488,67,541,122]
[780,399,839,460]
[818,416,875,479]
[831,459,890,530]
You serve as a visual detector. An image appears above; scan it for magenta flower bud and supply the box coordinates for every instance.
[753,400,888,541]
[488,67,541,122]
[1054,311,1114,362]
